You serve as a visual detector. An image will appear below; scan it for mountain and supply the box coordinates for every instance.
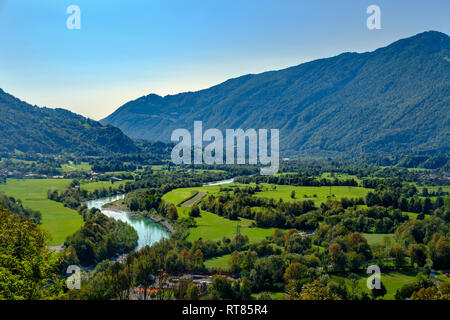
[0,89,140,155]
[102,31,450,156]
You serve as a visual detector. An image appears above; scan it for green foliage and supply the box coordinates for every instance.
[371,281,387,299]
[65,211,138,266]
[0,206,64,299]
[208,275,252,300]
[189,205,201,218]
[185,283,200,300]
[0,89,140,155]
[0,194,41,223]
[168,205,178,221]
[0,179,83,246]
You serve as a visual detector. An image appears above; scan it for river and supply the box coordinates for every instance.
[85,194,169,251]
[84,176,235,250]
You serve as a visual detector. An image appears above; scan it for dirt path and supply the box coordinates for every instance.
[179,192,207,207]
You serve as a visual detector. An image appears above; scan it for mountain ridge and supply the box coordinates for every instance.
[101,31,450,156]
[0,89,140,155]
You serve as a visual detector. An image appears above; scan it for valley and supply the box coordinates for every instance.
[1,155,448,300]
[0,30,448,302]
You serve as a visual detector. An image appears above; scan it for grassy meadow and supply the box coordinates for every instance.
[163,185,277,243]
[79,180,131,192]
[0,179,83,245]
[253,184,371,204]
[362,233,396,246]
[204,254,232,271]
[60,161,91,172]
[332,270,419,300]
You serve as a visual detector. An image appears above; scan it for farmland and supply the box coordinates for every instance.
[0,179,83,245]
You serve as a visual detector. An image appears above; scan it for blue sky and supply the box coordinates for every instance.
[0,0,449,119]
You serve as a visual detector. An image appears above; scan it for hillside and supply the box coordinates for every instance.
[102,31,450,156]
[0,89,140,155]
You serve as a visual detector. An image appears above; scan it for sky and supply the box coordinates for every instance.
[0,0,449,120]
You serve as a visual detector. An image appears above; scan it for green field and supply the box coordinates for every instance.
[180,192,207,207]
[0,158,36,165]
[320,172,362,184]
[163,185,276,243]
[80,180,131,192]
[332,270,418,300]
[163,188,202,206]
[204,254,232,271]
[188,210,276,244]
[60,161,91,172]
[362,233,396,246]
[250,291,286,300]
[162,184,234,208]
[163,183,372,205]
[253,184,371,204]
[0,179,83,245]
[418,185,450,194]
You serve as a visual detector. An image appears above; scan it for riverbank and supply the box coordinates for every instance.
[103,199,175,233]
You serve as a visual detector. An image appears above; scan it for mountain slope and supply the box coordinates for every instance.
[102,31,450,156]
[0,89,140,155]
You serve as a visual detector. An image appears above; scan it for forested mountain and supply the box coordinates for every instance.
[0,89,140,155]
[102,31,450,156]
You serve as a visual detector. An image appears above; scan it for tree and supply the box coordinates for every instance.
[168,205,178,221]
[132,258,156,300]
[293,281,341,300]
[232,277,252,300]
[346,251,364,271]
[209,276,234,300]
[291,190,296,199]
[423,198,432,214]
[229,251,242,273]
[0,207,65,299]
[410,286,448,300]
[241,250,257,275]
[395,282,420,300]
[185,284,200,300]
[370,281,387,299]
[192,249,204,270]
[328,243,347,271]
[189,205,201,218]
[432,237,450,269]
[399,197,409,211]
[179,249,192,270]
[284,262,308,282]
[284,262,309,294]
[249,255,285,291]
[408,244,428,267]
[391,245,406,268]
